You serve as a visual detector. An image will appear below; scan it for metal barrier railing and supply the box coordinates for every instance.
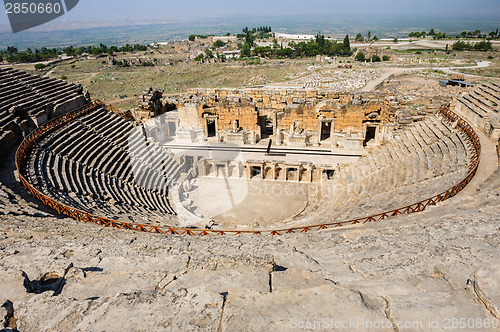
[15,103,481,235]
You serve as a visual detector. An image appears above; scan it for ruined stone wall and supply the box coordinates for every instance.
[182,88,393,133]
[177,105,201,129]
[198,103,259,131]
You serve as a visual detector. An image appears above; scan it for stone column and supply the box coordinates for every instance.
[246,165,251,179]
[215,118,220,141]
[272,111,278,137]
[203,117,208,138]
[276,128,282,146]
[225,161,230,178]
[318,117,323,140]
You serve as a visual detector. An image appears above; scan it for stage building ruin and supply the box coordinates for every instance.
[135,88,400,149]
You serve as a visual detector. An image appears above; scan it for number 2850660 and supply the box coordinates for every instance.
[5,2,62,14]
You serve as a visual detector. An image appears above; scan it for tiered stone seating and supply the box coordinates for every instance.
[0,67,90,158]
[297,115,472,226]
[457,83,500,139]
[28,107,180,224]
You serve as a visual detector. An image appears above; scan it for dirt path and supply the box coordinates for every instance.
[454,109,499,196]
[359,67,408,91]
[360,61,492,92]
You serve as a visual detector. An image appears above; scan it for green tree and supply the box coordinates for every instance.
[188,35,196,41]
[452,40,468,50]
[370,54,381,62]
[205,49,214,58]
[382,55,390,61]
[315,33,326,52]
[241,43,251,57]
[355,52,365,61]
[367,31,371,40]
[245,31,254,47]
[34,63,45,70]
[355,33,364,41]
[63,46,75,56]
[343,34,350,50]
[7,46,17,55]
[372,35,378,41]
[217,53,226,62]
[474,40,492,51]
[429,29,435,36]
[434,32,446,40]
[213,40,225,48]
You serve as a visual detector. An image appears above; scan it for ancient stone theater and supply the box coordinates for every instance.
[4,64,497,235]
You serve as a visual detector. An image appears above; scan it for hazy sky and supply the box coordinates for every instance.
[0,0,499,32]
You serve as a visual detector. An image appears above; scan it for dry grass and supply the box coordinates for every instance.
[48,56,313,109]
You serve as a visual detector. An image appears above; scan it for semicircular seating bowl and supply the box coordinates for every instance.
[18,102,479,234]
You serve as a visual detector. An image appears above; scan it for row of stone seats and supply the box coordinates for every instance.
[43,112,172,194]
[0,67,84,117]
[0,67,90,159]
[0,69,46,110]
[458,83,500,120]
[318,115,470,217]
[127,128,182,188]
[19,75,83,112]
[298,169,466,227]
[468,91,494,113]
[28,107,182,223]
[285,115,471,228]
[76,108,182,188]
[474,84,500,108]
[0,67,31,86]
[77,107,134,151]
[0,71,81,107]
[29,146,176,224]
[0,111,17,130]
[0,85,47,111]
[457,95,487,119]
